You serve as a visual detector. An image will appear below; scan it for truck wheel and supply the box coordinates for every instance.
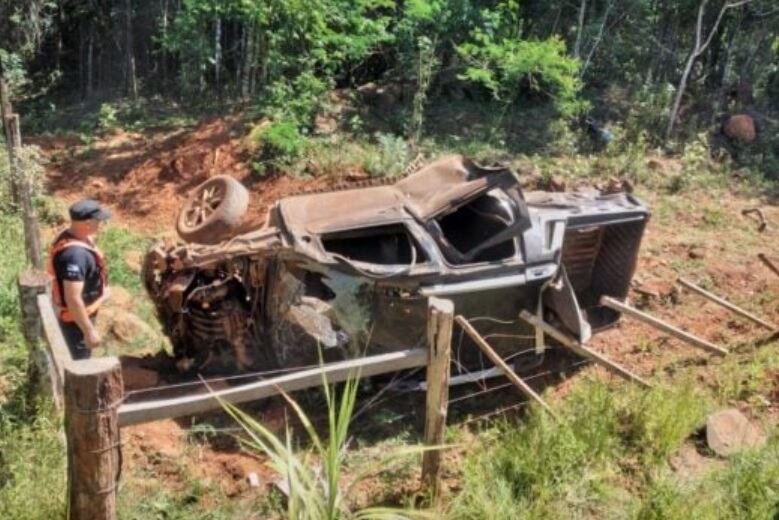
[176,175,249,244]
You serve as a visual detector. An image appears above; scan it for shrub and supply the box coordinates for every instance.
[361,133,412,177]
[249,120,307,175]
[0,146,46,215]
[457,2,587,119]
[97,103,119,131]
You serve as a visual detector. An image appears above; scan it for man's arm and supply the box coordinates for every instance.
[63,280,101,349]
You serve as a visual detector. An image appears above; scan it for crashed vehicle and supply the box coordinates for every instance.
[143,156,649,374]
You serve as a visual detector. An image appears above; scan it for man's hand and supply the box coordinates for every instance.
[63,280,101,348]
[85,329,102,349]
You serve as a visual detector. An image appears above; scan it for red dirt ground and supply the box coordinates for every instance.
[36,116,347,235]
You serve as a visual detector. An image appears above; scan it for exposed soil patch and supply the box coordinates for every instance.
[36,117,348,235]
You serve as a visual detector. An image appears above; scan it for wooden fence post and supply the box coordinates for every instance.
[421,297,453,499]
[17,269,52,404]
[65,357,123,520]
[6,112,43,269]
[1,71,43,268]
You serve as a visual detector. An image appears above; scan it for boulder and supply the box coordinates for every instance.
[123,250,143,273]
[706,408,765,457]
[723,114,757,143]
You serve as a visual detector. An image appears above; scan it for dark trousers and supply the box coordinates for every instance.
[59,319,94,360]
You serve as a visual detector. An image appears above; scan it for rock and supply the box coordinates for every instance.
[688,247,705,260]
[723,114,756,143]
[274,478,290,497]
[598,177,633,194]
[549,175,566,192]
[123,250,143,273]
[647,158,665,172]
[356,82,403,110]
[106,286,134,310]
[314,113,338,135]
[670,443,725,484]
[706,408,765,457]
[122,366,160,391]
[247,472,261,488]
[111,312,156,343]
[96,307,157,347]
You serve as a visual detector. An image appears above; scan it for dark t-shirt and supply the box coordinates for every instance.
[53,232,104,305]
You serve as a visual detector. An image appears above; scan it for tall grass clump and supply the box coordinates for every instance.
[97,225,151,294]
[634,434,779,519]
[221,371,432,519]
[634,476,718,520]
[362,133,412,177]
[713,434,779,520]
[0,214,66,519]
[618,382,712,465]
[451,380,624,519]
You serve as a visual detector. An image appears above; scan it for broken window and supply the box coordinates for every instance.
[435,191,517,264]
[322,224,428,265]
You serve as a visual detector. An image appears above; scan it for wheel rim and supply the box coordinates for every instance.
[183,184,224,228]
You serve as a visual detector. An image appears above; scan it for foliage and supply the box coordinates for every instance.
[407,37,440,143]
[457,2,587,118]
[451,377,720,518]
[165,0,392,122]
[451,380,623,518]
[249,119,307,175]
[0,215,66,519]
[619,382,712,464]
[97,102,120,132]
[0,145,46,215]
[97,226,151,295]
[221,371,433,519]
[362,133,412,177]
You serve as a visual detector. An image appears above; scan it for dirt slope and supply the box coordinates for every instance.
[37,116,336,234]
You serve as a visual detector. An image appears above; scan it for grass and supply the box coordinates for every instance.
[0,215,66,519]
[449,371,775,519]
[97,225,151,295]
[222,372,435,519]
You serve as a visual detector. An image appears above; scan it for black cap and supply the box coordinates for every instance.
[69,199,112,221]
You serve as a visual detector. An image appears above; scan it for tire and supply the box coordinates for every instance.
[176,175,249,244]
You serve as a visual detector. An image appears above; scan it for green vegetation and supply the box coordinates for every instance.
[0,216,66,519]
[97,226,151,294]
[224,374,432,519]
[450,373,777,519]
[249,120,308,175]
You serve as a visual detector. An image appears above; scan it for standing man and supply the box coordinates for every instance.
[46,199,111,360]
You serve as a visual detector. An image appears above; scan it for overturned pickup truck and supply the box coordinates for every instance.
[143,156,649,374]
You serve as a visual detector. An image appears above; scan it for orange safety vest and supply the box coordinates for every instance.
[46,234,108,323]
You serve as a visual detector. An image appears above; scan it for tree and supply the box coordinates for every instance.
[665,0,752,141]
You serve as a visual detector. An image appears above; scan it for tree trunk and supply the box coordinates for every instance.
[214,15,222,97]
[78,24,85,98]
[666,0,750,141]
[86,20,94,98]
[161,0,168,89]
[124,0,138,99]
[242,22,254,98]
[573,0,587,59]
[257,29,269,91]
